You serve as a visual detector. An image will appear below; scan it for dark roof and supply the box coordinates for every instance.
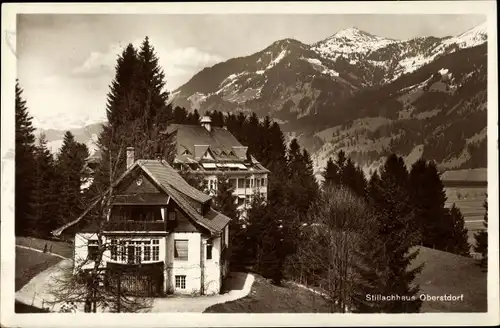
[166,124,248,162]
[140,160,211,204]
[52,159,230,237]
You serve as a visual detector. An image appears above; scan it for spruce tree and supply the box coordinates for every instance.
[409,159,447,249]
[446,204,471,257]
[56,131,90,225]
[301,148,320,216]
[135,36,175,160]
[173,106,188,124]
[341,158,367,197]
[94,43,141,191]
[364,154,423,313]
[93,38,176,194]
[322,157,341,187]
[474,198,488,268]
[31,133,59,237]
[15,80,36,236]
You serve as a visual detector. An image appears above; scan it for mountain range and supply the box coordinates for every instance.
[39,22,488,177]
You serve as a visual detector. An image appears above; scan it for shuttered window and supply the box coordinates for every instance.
[174,240,188,261]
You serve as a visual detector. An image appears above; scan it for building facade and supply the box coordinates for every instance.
[165,116,270,217]
[53,149,231,296]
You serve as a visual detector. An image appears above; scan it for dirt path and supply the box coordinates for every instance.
[16,257,255,313]
[150,272,255,312]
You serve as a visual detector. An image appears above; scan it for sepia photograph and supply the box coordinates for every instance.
[1,1,498,327]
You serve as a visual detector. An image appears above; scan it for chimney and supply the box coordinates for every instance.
[126,147,135,169]
[200,116,212,132]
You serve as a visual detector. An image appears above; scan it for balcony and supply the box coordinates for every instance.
[103,220,167,232]
[232,186,267,196]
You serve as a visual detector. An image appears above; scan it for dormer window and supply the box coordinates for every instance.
[182,149,191,156]
[202,149,214,160]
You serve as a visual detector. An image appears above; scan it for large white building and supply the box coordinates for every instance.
[53,149,231,296]
[165,116,270,217]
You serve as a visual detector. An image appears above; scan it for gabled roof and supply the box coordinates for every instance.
[166,124,247,162]
[139,160,211,204]
[52,159,230,237]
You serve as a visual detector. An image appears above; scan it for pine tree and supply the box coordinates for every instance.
[186,109,200,125]
[341,158,367,197]
[31,133,59,237]
[287,139,316,216]
[135,36,175,160]
[15,80,36,236]
[363,154,423,313]
[94,43,141,191]
[173,106,188,124]
[474,198,488,268]
[301,148,320,216]
[323,157,341,187]
[445,204,471,257]
[56,132,90,226]
[409,159,447,248]
[93,38,176,194]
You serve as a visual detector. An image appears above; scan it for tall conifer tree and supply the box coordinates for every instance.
[15,80,36,235]
[363,154,423,313]
[31,133,59,236]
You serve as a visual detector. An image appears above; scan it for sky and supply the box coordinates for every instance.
[17,14,486,129]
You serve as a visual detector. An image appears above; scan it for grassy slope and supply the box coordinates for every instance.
[412,246,487,312]
[204,275,331,313]
[15,247,62,292]
[16,236,73,258]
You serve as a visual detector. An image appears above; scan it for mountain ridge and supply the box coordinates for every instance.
[37,22,488,176]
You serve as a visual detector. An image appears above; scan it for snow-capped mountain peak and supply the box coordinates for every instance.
[331,27,377,40]
[445,21,488,48]
[313,27,397,56]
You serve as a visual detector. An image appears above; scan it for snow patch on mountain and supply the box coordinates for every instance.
[302,57,340,77]
[221,72,247,85]
[304,58,322,66]
[267,50,288,69]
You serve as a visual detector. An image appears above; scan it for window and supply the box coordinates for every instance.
[135,246,142,264]
[261,178,266,187]
[144,244,151,261]
[245,178,251,188]
[206,241,213,260]
[237,178,245,189]
[120,241,126,261]
[256,178,260,187]
[168,210,177,221]
[175,275,186,289]
[229,179,237,189]
[110,240,117,261]
[152,239,160,261]
[88,240,99,261]
[174,240,188,261]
